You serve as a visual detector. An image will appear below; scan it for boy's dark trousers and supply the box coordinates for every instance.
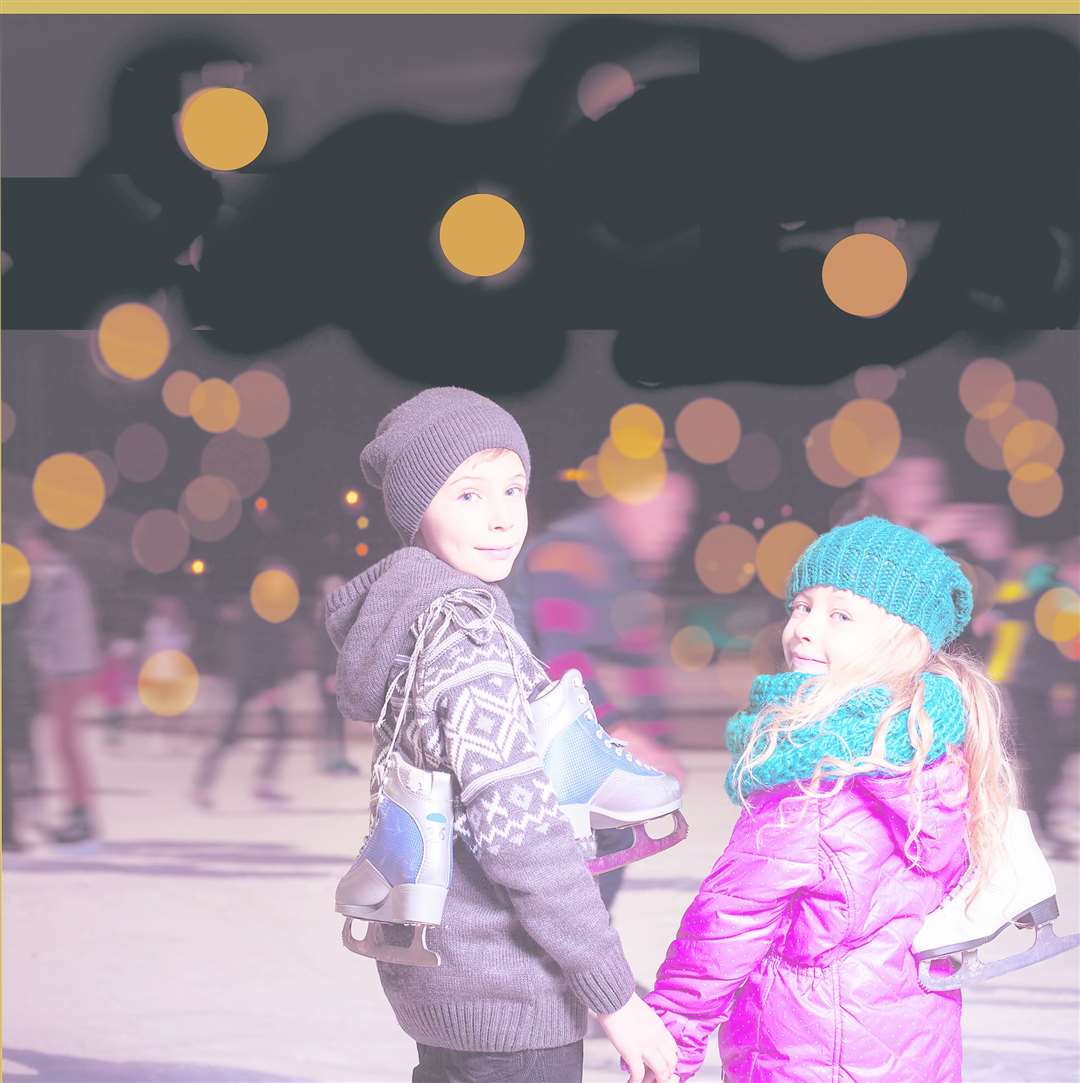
[412,1041,583,1083]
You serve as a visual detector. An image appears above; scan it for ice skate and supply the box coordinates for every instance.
[336,750,453,967]
[529,668,688,876]
[913,807,1080,991]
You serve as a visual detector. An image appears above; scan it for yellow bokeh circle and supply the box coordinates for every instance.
[33,453,106,530]
[1034,587,1080,644]
[671,626,716,671]
[190,378,241,434]
[822,233,908,318]
[178,87,268,172]
[138,650,200,717]
[1002,420,1064,476]
[250,568,300,623]
[959,358,1015,421]
[756,521,818,599]
[611,404,664,460]
[597,439,667,505]
[1007,467,1063,518]
[162,370,200,417]
[829,399,902,478]
[97,303,171,380]
[675,398,741,464]
[694,525,757,594]
[439,193,525,277]
[1,543,32,604]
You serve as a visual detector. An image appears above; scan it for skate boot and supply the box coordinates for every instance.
[529,669,688,876]
[336,750,453,967]
[913,807,1080,991]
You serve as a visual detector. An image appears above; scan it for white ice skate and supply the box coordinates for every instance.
[336,750,453,967]
[913,807,1080,991]
[529,669,688,875]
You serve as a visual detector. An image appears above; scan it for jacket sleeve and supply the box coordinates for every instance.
[428,623,636,1016]
[645,794,824,1081]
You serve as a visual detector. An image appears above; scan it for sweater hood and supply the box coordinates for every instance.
[325,546,516,722]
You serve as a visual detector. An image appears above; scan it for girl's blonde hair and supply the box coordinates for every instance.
[732,612,1017,892]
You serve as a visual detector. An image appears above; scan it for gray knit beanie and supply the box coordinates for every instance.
[360,387,532,544]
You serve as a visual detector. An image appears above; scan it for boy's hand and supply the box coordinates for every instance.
[598,993,678,1083]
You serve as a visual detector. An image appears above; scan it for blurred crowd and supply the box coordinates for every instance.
[3,442,1077,862]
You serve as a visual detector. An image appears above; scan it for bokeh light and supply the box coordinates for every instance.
[96,303,170,380]
[1034,587,1080,644]
[232,369,291,438]
[527,541,607,589]
[1008,467,1063,518]
[577,62,636,120]
[805,420,859,487]
[250,568,300,623]
[181,475,235,522]
[756,521,817,599]
[2,543,32,604]
[138,650,199,717]
[179,477,243,543]
[574,455,606,499]
[131,510,191,574]
[33,453,105,530]
[83,450,120,497]
[344,490,360,507]
[853,364,899,401]
[355,543,369,558]
[201,432,270,498]
[829,399,901,478]
[987,402,1030,447]
[162,370,200,417]
[178,87,268,171]
[675,398,741,464]
[822,233,908,318]
[2,401,15,442]
[694,525,757,594]
[752,620,787,674]
[610,404,664,460]
[1011,379,1058,428]
[964,416,1008,472]
[597,438,667,504]
[356,516,369,529]
[1002,421,1064,476]
[670,626,715,671]
[115,422,168,483]
[190,378,241,434]
[727,432,781,492]
[439,193,525,277]
[959,358,1015,420]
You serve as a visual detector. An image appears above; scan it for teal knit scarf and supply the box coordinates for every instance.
[725,671,966,803]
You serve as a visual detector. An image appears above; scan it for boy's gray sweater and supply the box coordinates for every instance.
[326,546,635,1052]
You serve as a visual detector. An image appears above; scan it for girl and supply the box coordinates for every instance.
[643,516,1017,1083]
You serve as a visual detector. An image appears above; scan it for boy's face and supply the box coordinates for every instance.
[781,585,894,675]
[416,449,528,583]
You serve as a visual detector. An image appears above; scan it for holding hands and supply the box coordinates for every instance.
[597,993,679,1083]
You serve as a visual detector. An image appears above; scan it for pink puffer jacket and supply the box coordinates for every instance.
[646,756,970,1082]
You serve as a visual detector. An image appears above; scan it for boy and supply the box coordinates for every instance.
[326,387,675,1083]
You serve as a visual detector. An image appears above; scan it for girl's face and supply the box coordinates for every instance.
[416,449,528,583]
[782,585,892,675]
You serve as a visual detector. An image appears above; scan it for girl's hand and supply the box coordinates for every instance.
[598,993,678,1083]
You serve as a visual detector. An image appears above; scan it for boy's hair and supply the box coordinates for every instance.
[732,617,1016,895]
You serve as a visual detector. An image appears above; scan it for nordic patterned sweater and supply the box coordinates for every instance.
[325,546,635,1052]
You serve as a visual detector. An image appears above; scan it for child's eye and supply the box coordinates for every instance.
[506,486,523,497]
[459,491,478,503]
[792,601,810,613]
[831,611,852,622]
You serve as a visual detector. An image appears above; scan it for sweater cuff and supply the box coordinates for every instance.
[565,949,636,1016]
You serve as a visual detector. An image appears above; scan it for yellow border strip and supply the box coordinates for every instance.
[3,1,1079,13]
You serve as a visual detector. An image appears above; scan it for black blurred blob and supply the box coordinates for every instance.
[3,19,1078,392]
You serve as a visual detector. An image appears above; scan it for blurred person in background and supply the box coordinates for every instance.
[15,521,102,846]
[191,581,294,807]
[97,579,146,748]
[2,594,40,852]
[505,471,697,913]
[314,575,360,776]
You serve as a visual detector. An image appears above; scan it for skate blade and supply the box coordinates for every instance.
[586,810,689,876]
[341,918,441,967]
[917,925,1080,991]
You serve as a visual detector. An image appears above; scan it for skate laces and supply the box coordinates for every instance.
[569,674,649,769]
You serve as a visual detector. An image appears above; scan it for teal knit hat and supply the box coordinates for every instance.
[786,516,973,650]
